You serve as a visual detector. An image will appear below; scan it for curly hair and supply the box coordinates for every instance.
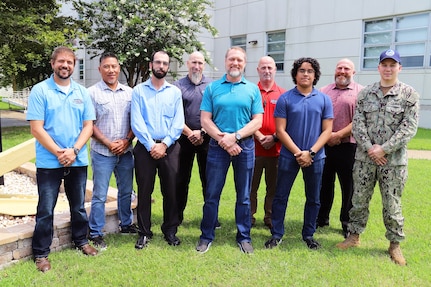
[290,57,321,86]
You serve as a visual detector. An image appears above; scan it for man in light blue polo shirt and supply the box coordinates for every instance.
[26,46,97,272]
[196,47,263,254]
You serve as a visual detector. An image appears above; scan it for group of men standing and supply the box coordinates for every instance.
[26,45,418,272]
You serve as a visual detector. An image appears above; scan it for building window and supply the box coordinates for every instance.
[79,59,84,80]
[363,13,430,68]
[231,36,247,74]
[231,36,247,51]
[267,31,285,71]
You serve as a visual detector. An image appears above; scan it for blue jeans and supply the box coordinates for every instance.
[271,155,324,240]
[32,167,89,258]
[199,137,255,243]
[89,150,134,237]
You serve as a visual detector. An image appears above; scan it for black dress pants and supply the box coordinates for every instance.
[318,143,356,227]
[134,141,180,237]
[176,134,209,223]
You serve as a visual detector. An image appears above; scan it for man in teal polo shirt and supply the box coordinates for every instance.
[196,46,263,254]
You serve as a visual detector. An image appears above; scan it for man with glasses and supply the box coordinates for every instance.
[264,57,333,250]
[131,50,184,249]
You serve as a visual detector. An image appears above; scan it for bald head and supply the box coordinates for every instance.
[257,56,277,86]
[187,51,205,84]
[334,58,356,88]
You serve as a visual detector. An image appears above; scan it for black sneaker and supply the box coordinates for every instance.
[120,223,140,235]
[89,236,107,250]
[304,237,321,250]
[135,235,151,249]
[196,239,212,253]
[264,237,282,249]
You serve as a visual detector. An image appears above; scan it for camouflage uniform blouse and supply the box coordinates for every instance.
[352,81,419,166]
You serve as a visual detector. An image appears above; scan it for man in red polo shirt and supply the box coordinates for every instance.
[250,56,286,229]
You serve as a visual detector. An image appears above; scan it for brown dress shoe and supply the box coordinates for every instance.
[35,257,51,272]
[78,243,98,256]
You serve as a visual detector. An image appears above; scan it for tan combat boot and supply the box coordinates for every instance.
[388,242,406,266]
[336,233,360,250]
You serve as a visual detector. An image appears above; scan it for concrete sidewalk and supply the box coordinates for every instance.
[0,110,28,127]
[407,149,431,160]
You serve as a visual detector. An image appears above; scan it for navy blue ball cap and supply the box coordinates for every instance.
[379,49,401,64]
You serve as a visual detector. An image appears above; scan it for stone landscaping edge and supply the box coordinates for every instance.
[0,162,136,269]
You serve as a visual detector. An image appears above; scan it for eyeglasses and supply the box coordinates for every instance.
[298,69,315,74]
[153,60,170,66]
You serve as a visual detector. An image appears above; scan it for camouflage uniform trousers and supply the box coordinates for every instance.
[348,160,407,242]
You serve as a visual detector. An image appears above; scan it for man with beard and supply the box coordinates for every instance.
[173,51,220,227]
[316,59,363,238]
[27,46,97,272]
[196,47,263,254]
[131,50,184,249]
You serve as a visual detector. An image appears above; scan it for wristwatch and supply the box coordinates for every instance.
[73,147,80,156]
[272,134,279,142]
[235,132,242,142]
[126,136,133,144]
[309,149,316,158]
[201,130,207,136]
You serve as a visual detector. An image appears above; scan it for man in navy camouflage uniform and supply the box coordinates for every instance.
[336,49,419,266]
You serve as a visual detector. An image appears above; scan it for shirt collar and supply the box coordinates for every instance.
[221,74,246,84]
[99,80,125,92]
[332,81,356,91]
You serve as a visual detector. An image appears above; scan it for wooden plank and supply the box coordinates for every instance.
[0,197,70,216]
[0,138,35,176]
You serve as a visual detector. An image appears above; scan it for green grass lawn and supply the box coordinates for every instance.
[0,120,430,286]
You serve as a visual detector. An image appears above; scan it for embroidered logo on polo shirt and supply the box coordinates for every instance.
[73,99,83,104]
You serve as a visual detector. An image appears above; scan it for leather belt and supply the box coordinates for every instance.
[154,139,163,143]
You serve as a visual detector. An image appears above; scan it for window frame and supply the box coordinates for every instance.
[362,12,431,69]
[230,35,247,52]
[266,31,286,72]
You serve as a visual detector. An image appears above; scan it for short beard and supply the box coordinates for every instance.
[335,76,351,87]
[55,69,72,80]
[228,70,242,78]
[152,68,167,79]
[190,72,202,85]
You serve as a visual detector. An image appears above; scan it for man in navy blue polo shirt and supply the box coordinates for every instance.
[265,57,333,250]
